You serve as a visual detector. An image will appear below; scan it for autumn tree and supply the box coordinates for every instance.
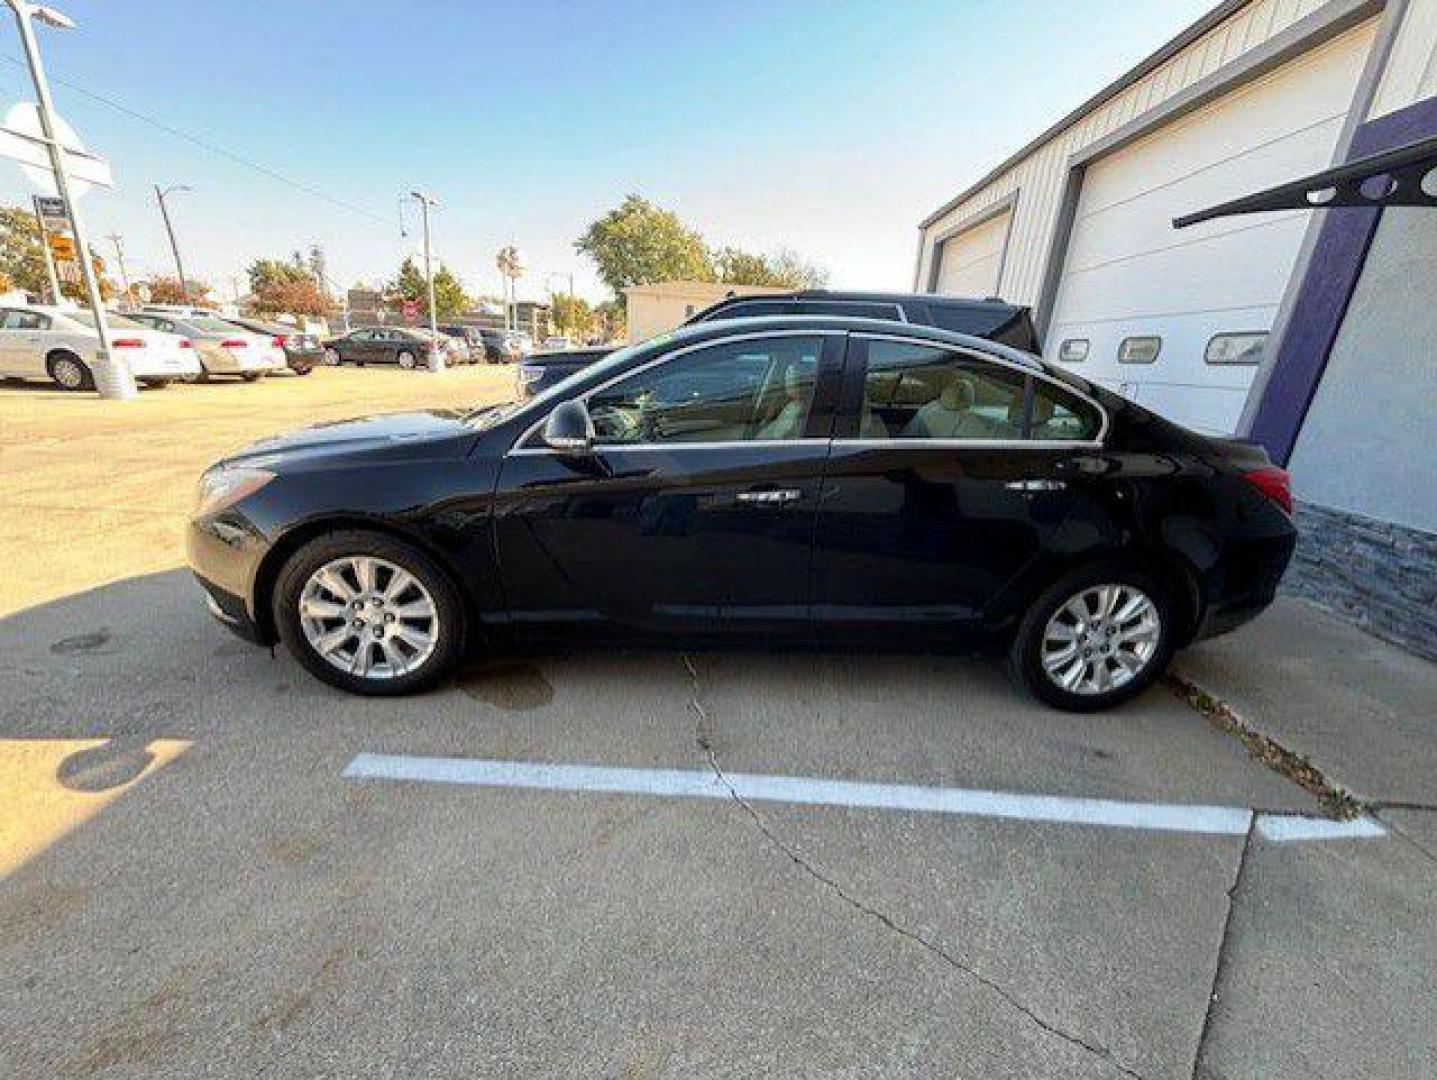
[0,205,49,296]
[251,277,333,317]
[247,258,309,295]
[145,276,213,305]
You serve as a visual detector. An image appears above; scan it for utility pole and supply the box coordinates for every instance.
[409,190,443,372]
[7,1,135,398]
[154,182,190,302]
[105,232,132,307]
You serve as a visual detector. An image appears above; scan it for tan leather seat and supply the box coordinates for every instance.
[901,376,997,439]
[755,365,812,440]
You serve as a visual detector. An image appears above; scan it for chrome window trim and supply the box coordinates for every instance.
[830,438,1102,451]
[846,331,1110,445]
[513,329,844,452]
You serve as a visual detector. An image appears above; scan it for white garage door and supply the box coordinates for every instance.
[934,210,1012,298]
[1044,21,1377,434]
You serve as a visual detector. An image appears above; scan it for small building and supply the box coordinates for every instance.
[913,0,1437,658]
[622,281,790,343]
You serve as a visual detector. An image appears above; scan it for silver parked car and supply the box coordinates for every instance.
[128,312,287,381]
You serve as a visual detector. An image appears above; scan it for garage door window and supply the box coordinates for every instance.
[1058,338,1089,362]
[1205,332,1267,365]
[1118,336,1161,364]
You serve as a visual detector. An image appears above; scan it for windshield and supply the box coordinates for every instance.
[68,312,148,330]
[191,316,243,333]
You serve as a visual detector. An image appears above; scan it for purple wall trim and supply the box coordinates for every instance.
[1248,94,1437,464]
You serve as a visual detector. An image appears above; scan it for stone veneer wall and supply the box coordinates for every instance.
[1283,500,1437,662]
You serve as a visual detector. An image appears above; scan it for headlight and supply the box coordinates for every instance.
[195,467,275,516]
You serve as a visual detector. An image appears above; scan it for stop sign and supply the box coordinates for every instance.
[402,300,419,322]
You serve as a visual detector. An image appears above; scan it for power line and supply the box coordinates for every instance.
[0,54,397,230]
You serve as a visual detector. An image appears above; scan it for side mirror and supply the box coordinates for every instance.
[543,399,595,453]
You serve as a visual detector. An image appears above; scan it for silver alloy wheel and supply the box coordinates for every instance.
[298,555,439,680]
[1040,584,1161,696]
[323,348,341,366]
[52,356,85,389]
[397,350,416,369]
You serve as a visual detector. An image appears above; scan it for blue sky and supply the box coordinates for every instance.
[0,0,1213,303]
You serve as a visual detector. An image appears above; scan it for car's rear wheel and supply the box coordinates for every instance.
[397,349,417,370]
[241,372,264,382]
[1009,564,1175,712]
[274,531,464,695]
[47,352,92,391]
[140,378,171,389]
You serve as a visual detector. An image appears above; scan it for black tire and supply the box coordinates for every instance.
[291,363,314,376]
[273,530,465,696]
[140,378,171,389]
[47,352,93,391]
[241,372,264,382]
[1009,562,1177,712]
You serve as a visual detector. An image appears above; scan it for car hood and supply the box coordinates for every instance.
[219,409,477,469]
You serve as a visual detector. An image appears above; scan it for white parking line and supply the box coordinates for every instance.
[342,754,1385,841]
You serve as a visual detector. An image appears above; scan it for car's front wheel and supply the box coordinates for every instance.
[1010,565,1176,712]
[323,348,342,366]
[273,531,465,695]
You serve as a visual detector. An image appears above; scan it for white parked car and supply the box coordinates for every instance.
[128,312,286,381]
[0,305,201,390]
[541,335,573,350]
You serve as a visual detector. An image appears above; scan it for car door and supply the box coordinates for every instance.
[0,309,52,378]
[492,330,845,640]
[339,329,372,362]
[810,333,1107,643]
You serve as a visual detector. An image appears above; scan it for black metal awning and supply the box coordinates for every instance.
[1174,134,1437,228]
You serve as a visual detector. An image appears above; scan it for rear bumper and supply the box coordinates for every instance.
[1192,527,1296,642]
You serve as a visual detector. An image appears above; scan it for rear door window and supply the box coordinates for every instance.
[856,339,1028,441]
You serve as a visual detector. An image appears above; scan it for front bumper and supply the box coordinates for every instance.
[196,573,264,643]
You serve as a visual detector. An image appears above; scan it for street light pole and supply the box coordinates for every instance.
[6,0,135,398]
[409,189,443,372]
[154,183,190,302]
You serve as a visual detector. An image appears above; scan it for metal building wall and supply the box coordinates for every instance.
[915,0,1360,305]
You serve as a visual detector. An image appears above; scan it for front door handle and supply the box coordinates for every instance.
[1005,479,1066,492]
[736,489,802,505]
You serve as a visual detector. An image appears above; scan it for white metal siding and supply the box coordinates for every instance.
[1044,22,1377,433]
[933,211,1011,296]
[1370,0,1437,116]
[916,0,1356,306]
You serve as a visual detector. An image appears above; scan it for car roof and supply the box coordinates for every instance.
[699,289,1022,311]
[633,314,1046,371]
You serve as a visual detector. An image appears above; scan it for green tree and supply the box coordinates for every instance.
[714,245,827,289]
[247,258,308,295]
[550,292,592,339]
[390,257,467,320]
[575,195,713,303]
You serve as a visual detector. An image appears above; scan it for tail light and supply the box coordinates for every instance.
[272,335,286,347]
[178,339,193,349]
[1242,466,1292,515]
[220,339,248,348]
[111,338,145,348]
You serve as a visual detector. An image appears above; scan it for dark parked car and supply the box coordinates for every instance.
[321,327,442,370]
[513,290,1038,399]
[189,315,1295,711]
[225,317,323,375]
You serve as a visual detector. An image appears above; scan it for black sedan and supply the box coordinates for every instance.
[188,316,1295,711]
[321,327,442,369]
[225,317,323,375]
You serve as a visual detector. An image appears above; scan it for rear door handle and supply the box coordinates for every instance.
[1005,479,1066,492]
[736,489,802,505]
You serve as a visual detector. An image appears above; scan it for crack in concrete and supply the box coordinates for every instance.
[1373,811,1437,871]
[1164,671,1362,818]
[1189,820,1254,1079]
[680,653,1145,1080]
